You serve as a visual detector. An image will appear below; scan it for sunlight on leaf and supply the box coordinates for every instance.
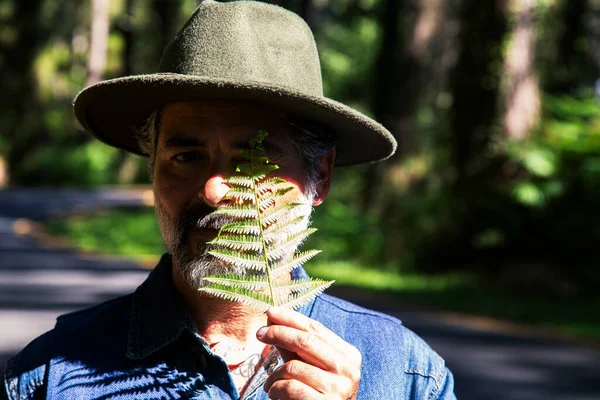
[199,131,333,311]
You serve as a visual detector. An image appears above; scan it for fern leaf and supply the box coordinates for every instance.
[266,229,317,260]
[277,279,334,310]
[255,186,295,205]
[199,287,272,313]
[258,197,276,211]
[218,221,261,236]
[274,278,331,295]
[207,250,266,271]
[202,274,270,292]
[208,235,263,252]
[224,188,255,202]
[199,131,333,311]
[270,250,322,278]
[236,163,278,179]
[256,178,288,195]
[227,176,254,188]
[211,205,258,219]
[263,215,306,237]
[260,203,298,226]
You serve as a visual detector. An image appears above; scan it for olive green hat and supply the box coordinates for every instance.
[73,0,397,166]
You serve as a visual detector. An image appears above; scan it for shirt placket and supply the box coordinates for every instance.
[240,346,283,400]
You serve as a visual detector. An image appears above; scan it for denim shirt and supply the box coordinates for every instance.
[3,254,456,399]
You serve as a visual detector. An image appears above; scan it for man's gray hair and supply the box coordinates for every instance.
[134,109,337,190]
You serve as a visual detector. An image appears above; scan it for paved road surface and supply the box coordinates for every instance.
[1,188,599,400]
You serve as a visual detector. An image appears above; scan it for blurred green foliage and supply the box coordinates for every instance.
[13,142,119,185]
[45,208,600,339]
[2,0,599,297]
[46,208,166,258]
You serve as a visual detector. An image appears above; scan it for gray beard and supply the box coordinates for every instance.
[154,188,315,290]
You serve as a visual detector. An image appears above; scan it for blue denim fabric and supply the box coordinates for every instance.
[3,254,456,399]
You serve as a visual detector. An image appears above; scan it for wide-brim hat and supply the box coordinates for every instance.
[73,0,397,167]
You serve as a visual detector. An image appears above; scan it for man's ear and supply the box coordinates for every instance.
[312,148,336,206]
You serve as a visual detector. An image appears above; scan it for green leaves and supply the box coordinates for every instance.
[199,130,333,312]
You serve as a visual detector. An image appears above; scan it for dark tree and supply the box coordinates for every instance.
[546,0,590,93]
[449,0,508,186]
[152,0,183,65]
[0,0,48,182]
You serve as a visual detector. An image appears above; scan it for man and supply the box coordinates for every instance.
[3,1,456,399]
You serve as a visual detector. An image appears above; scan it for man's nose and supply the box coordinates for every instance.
[201,175,230,208]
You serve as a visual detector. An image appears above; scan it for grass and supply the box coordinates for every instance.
[45,208,167,261]
[44,208,600,341]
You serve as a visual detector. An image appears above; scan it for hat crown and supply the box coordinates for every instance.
[159,0,323,97]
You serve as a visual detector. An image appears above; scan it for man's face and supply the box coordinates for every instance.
[152,101,326,289]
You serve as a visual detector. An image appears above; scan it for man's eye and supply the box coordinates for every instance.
[173,152,206,163]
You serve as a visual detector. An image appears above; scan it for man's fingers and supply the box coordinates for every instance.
[258,325,349,373]
[266,378,323,400]
[264,360,352,395]
[267,315,297,362]
[266,307,359,358]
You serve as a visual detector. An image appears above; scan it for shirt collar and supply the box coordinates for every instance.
[126,253,317,360]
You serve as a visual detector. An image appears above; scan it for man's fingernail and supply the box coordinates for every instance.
[269,307,281,314]
[257,327,268,339]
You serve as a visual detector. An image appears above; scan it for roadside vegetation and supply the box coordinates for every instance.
[45,207,600,341]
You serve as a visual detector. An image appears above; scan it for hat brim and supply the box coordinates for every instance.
[73,73,396,167]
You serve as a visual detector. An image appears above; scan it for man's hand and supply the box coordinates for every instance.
[256,307,362,400]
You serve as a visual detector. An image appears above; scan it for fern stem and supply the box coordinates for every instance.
[251,146,277,308]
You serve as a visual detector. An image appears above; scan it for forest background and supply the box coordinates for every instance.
[1,0,599,337]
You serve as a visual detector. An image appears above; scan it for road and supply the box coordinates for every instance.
[1,188,599,400]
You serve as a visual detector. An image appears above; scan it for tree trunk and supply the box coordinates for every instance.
[449,0,508,185]
[362,0,432,210]
[421,0,460,113]
[0,0,47,181]
[152,0,182,64]
[117,0,138,184]
[502,0,540,140]
[121,0,135,76]
[86,0,110,86]
[360,0,401,211]
[433,0,508,268]
[547,0,589,93]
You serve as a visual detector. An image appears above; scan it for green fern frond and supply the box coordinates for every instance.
[266,229,317,260]
[224,188,255,202]
[273,278,332,295]
[218,221,261,236]
[258,197,275,211]
[199,130,334,311]
[270,250,322,278]
[255,186,294,205]
[264,215,306,236]
[227,176,254,188]
[256,178,288,195]
[279,281,334,310]
[236,163,279,179]
[202,274,270,291]
[260,203,299,226]
[211,205,258,219]
[208,235,263,252]
[207,250,266,271]
[198,287,272,313]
